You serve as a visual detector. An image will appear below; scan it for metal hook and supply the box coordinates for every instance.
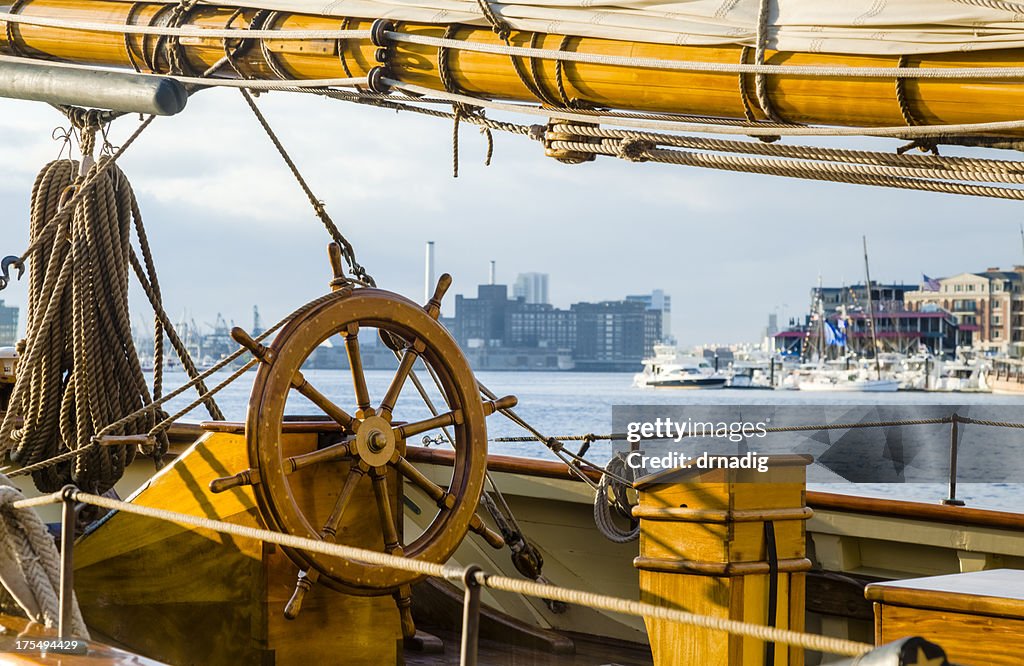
[0,256,25,291]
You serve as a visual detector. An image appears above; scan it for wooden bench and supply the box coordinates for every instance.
[866,569,1024,665]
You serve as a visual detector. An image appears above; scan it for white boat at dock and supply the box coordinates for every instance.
[633,345,728,389]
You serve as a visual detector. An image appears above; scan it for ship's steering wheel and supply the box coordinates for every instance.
[213,246,511,631]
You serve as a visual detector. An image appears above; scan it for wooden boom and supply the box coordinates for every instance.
[5,0,1024,131]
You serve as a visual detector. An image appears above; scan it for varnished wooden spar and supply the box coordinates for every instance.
[7,0,1024,131]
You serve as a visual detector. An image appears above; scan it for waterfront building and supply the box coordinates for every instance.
[571,300,661,371]
[904,267,1022,355]
[774,308,964,358]
[452,281,662,370]
[775,281,966,357]
[512,273,550,305]
[0,300,17,347]
[818,283,911,315]
[626,289,673,343]
[454,284,513,348]
[507,302,575,349]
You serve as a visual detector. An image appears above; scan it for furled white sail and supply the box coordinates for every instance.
[184,0,1024,54]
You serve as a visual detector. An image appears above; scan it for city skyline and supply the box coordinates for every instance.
[2,92,1023,347]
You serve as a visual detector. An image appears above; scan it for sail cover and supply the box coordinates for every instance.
[183,0,1024,54]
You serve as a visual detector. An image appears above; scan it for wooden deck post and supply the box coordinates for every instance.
[633,455,812,666]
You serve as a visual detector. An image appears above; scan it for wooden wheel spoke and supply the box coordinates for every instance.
[379,344,422,421]
[344,324,372,414]
[395,410,462,440]
[284,439,354,474]
[393,455,450,508]
[394,456,500,547]
[371,468,403,554]
[291,373,356,431]
[321,462,367,540]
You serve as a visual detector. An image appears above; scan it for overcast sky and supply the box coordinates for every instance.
[1,90,1022,346]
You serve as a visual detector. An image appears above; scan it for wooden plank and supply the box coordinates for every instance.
[807,492,1024,532]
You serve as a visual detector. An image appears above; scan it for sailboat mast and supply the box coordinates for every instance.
[862,236,883,380]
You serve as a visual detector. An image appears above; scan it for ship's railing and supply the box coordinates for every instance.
[500,411,1024,507]
[12,486,880,664]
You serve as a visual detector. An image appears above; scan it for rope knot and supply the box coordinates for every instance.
[616,138,651,162]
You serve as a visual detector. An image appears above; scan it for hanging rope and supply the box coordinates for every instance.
[0,153,166,493]
[0,111,220,493]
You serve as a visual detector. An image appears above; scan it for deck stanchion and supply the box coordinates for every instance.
[58,485,78,638]
[459,565,484,666]
[942,414,965,507]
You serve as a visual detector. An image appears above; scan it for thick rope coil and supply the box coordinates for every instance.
[0,478,88,637]
[594,452,639,543]
[0,152,173,493]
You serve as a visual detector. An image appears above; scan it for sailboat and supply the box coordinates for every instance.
[3,2,1024,665]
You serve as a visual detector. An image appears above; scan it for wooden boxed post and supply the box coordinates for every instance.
[633,454,812,666]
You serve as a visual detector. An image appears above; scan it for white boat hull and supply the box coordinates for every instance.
[798,379,900,392]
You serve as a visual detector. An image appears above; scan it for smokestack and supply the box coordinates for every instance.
[489,260,496,285]
[425,241,435,303]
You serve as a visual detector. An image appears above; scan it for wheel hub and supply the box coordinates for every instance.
[355,414,397,467]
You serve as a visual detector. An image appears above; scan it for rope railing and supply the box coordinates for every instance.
[492,412,1010,442]
[10,486,874,659]
[493,412,1018,506]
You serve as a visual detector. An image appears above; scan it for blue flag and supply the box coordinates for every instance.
[824,321,846,346]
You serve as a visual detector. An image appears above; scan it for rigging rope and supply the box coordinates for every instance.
[0,111,223,492]
[238,89,376,287]
[0,153,171,493]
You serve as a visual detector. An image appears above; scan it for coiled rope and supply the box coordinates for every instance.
[0,110,221,492]
[593,453,639,543]
[0,155,171,493]
[0,476,88,636]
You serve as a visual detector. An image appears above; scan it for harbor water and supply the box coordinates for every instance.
[153,369,1024,513]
